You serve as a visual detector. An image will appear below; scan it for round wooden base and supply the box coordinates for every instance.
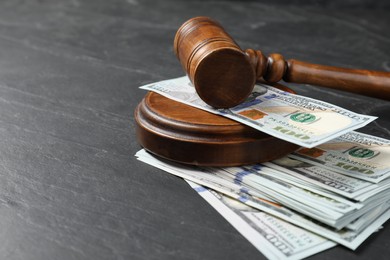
[135,91,299,166]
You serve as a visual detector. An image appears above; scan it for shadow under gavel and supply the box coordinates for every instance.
[174,16,390,108]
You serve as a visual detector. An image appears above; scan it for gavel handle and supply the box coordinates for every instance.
[284,59,390,100]
[247,50,390,100]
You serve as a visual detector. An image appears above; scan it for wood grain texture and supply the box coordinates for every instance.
[174,17,256,108]
[135,91,298,166]
[175,16,390,108]
[285,59,390,99]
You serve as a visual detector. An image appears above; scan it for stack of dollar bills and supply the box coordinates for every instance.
[136,77,390,259]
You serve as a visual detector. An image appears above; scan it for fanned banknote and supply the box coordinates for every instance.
[186,181,336,260]
[289,131,390,183]
[140,77,377,148]
[205,163,388,230]
[264,157,377,200]
[136,149,390,250]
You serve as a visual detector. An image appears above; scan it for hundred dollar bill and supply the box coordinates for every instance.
[136,149,383,229]
[257,165,390,203]
[289,131,390,183]
[242,165,363,210]
[346,199,390,233]
[135,149,390,250]
[214,166,389,230]
[186,181,336,260]
[218,166,359,214]
[354,180,390,201]
[264,156,376,200]
[140,77,377,148]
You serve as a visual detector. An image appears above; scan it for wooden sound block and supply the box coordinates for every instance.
[135,90,299,167]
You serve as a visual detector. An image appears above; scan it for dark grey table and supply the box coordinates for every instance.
[1,0,389,259]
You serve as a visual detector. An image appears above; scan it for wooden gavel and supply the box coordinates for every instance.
[174,16,390,108]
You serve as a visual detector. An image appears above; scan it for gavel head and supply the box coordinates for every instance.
[174,17,256,108]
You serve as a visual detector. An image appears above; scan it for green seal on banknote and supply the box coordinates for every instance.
[290,113,317,123]
[348,148,375,159]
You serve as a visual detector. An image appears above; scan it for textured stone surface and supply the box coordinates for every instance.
[0,0,389,259]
